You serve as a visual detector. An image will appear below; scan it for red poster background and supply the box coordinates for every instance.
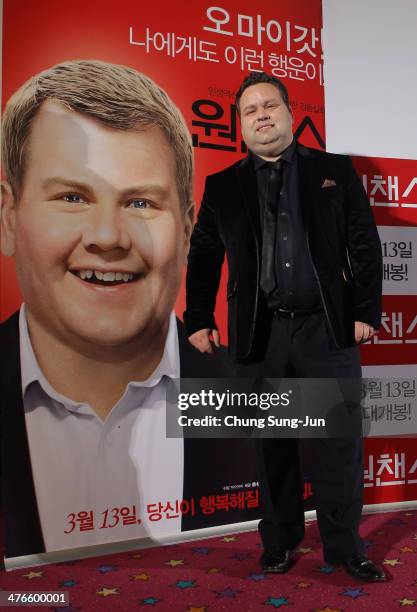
[1,0,325,338]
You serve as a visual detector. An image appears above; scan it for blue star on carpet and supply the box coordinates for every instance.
[233,552,253,560]
[59,579,77,587]
[193,547,211,554]
[318,565,337,574]
[249,572,268,581]
[98,564,118,573]
[387,518,406,526]
[265,596,289,608]
[140,597,160,605]
[176,580,196,589]
[215,586,240,598]
[340,587,369,599]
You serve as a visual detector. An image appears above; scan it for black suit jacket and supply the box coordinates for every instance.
[184,143,383,362]
[0,312,259,559]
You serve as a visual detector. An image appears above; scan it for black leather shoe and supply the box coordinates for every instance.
[327,554,387,582]
[260,548,294,573]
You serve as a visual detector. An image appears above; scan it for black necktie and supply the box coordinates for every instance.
[260,160,283,295]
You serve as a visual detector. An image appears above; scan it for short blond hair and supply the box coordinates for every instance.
[2,60,194,212]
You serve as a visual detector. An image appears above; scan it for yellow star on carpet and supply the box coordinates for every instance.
[97,587,119,597]
[207,567,222,573]
[166,559,184,567]
[296,547,314,554]
[23,571,43,579]
[185,608,208,612]
[383,558,402,566]
[400,546,414,553]
[131,553,143,559]
[295,581,311,588]
[222,536,237,542]
[130,573,149,581]
[314,607,341,612]
[398,599,416,607]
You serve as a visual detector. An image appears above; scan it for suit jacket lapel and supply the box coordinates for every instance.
[235,155,261,247]
[297,143,322,231]
[1,312,45,557]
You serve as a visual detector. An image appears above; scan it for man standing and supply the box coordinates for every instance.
[184,72,385,581]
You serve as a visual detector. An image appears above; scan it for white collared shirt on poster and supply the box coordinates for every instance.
[20,305,183,552]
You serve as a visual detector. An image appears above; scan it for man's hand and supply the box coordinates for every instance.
[354,321,376,344]
[188,328,220,353]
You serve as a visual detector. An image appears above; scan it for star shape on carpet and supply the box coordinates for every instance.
[184,608,207,612]
[207,567,223,573]
[295,581,311,588]
[140,597,160,605]
[383,558,403,566]
[398,599,417,607]
[249,572,268,581]
[130,573,150,581]
[166,559,184,567]
[317,565,337,574]
[59,579,77,587]
[214,586,240,598]
[96,587,120,597]
[387,518,406,526]
[175,580,197,589]
[98,565,118,573]
[232,552,253,560]
[222,536,237,542]
[314,608,341,612]
[131,552,144,559]
[296,547,313,554]
[193,547,210,554]
[264,596,289,608]
[400,546,414,553]
[340,587,369,599]
[23,571,43,579]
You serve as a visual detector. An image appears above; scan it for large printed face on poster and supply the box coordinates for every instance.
[1,0,324,562]
[2,97,192,353]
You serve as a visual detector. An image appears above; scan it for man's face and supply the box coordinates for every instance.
[2,101,192,349]
[239,83,293,160]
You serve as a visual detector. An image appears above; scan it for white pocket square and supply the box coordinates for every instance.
[321,179,337,188]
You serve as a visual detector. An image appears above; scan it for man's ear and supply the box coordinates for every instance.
[183,202,195,264]
[1,182,17,257]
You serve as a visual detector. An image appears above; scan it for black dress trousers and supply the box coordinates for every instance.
[237,312,364,561]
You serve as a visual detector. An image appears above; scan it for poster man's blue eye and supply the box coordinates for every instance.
[130,199,150,208]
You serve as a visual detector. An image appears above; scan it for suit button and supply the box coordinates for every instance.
[285,262,291,268]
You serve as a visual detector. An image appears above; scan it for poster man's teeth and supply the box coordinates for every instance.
[76,270,134,282]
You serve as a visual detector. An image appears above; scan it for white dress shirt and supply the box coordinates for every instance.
[20,305,183,552]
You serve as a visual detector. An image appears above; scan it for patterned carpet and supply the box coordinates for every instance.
[1,510,417,611]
